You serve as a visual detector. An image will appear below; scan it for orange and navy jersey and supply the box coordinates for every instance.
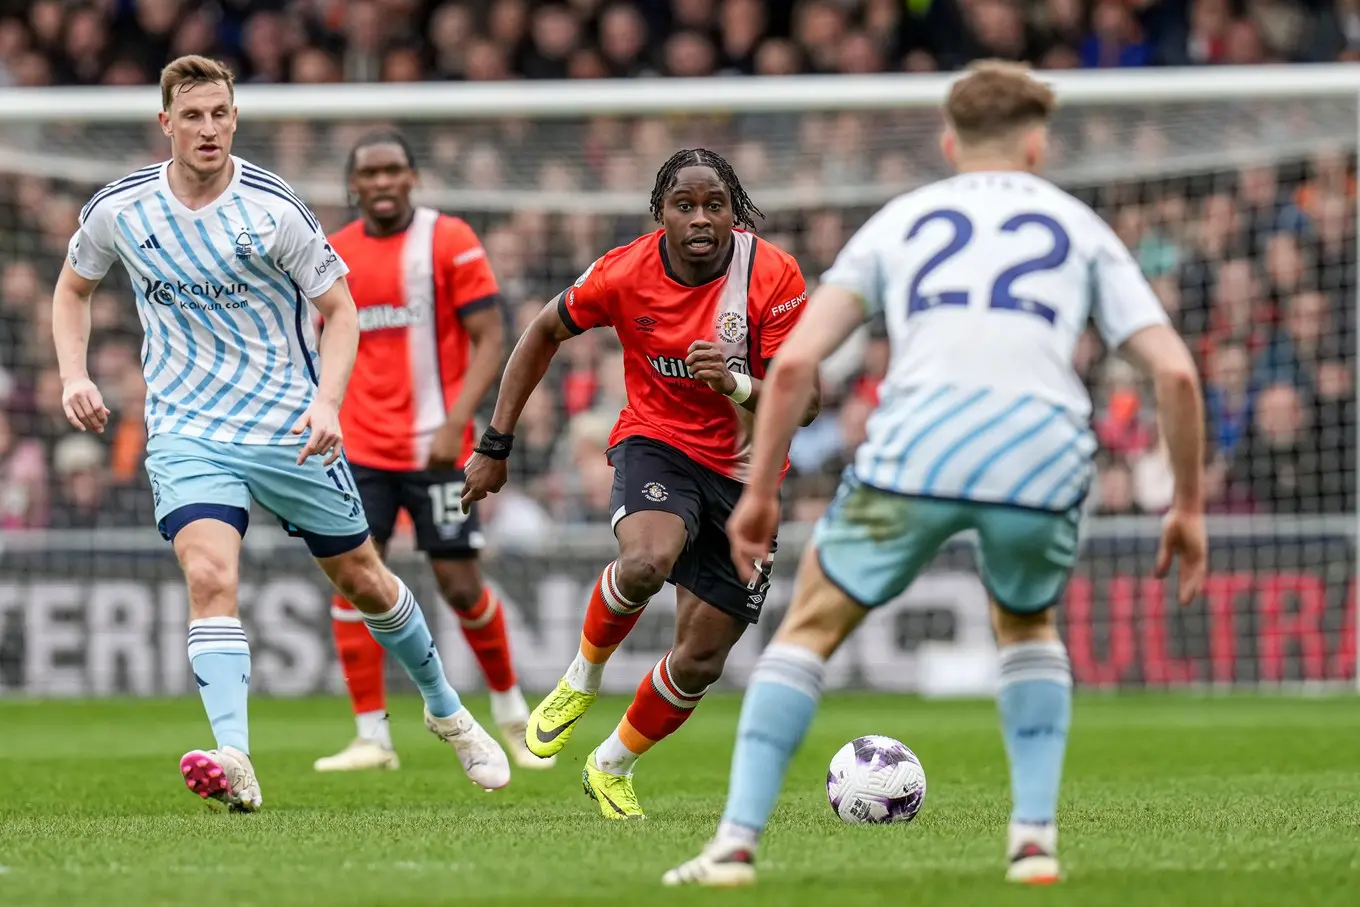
[328,208,499,471]
[559,228,808,483]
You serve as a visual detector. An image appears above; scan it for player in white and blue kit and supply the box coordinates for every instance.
[51,56,510,810]
[664,61,1209,887]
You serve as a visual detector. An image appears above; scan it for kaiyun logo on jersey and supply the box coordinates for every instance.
[140,276,250,311]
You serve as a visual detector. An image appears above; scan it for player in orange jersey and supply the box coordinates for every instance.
[462,148,819,817]
[314,132,549,773]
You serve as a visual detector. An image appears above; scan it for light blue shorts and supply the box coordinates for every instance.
[812,471,1080,613]
[145,433,370,557]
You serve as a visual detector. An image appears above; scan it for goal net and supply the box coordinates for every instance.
[0,69,1354,697]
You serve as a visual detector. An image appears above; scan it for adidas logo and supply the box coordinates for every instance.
[140,234,162,250]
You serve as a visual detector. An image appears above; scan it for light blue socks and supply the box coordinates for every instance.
[718,643,827,844]
[362,579,461,718]
[188,616,251,754]
[996,640,1073,826]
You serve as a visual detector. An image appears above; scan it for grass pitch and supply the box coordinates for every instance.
[0,693,1356,906]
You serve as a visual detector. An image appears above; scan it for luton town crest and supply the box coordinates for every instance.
[716,311,746,344]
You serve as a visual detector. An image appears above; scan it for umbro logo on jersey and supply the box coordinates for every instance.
[634,316,657,333]
[140,234,162,250]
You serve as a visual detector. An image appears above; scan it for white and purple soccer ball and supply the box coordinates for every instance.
[826,735,926,825]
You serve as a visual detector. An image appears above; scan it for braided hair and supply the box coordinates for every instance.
[648,148,764,230]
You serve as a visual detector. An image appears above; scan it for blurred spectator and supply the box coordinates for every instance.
[47,434,112,529]
[1233,383,1324,513]
[1093,456,1139,515]
[0,407,46,528]
[1204,342,1255,462]
[1255,290,1339,394]
[1081,0,1154,67]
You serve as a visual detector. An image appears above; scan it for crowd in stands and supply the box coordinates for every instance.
[0,0,1356,538]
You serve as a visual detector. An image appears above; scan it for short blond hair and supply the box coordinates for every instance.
[944,60,1056,146]
[160,55,235,111]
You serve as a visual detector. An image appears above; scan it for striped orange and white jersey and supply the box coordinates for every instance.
[327,207,500,472]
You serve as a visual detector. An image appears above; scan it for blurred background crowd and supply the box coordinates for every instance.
[0,0,1358,87]
[0,0,1355,540]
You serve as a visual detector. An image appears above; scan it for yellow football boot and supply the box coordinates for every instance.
[582,750,645,820]
[525,678,596,759]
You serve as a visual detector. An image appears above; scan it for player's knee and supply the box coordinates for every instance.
[329,551,394,613]
[667,642,730,693]
[437,578,482,613]
[991,601,1058,647]
[180,548,238,614]
[614,550,674,601]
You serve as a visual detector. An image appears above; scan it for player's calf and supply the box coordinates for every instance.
[433,560,547,769]
[432,561,520,704]
[173,518,254,782]
[315,543,510,789]
[592,599,740,779]
[991,603,1069,885]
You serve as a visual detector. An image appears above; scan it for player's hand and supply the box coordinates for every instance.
[1155,507,1207,606]
[686,340,736,395]
[291,400,344,466]
[727,489,780,585]
[61,377,110,434]
[460,452,508,514]
[427,420,464,471]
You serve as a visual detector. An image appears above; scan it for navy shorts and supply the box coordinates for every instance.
[607,436,775,624]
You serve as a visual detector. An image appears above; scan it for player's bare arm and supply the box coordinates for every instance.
[460,296,576,511]
[1119,323,1207,604]
[52,259,111,434]
[430,304,504,469]
[727,285,864,580]
[293,277,360,466]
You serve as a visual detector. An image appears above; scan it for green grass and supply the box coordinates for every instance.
[1,694,1357,906]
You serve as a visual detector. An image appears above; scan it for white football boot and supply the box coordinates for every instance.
[499,720,557,769]
[662,838,757,888]
[424,706,512,790]
[1006,822,1061,884]
[180,746,262,812]
[313,738,401,772]
[490,686,556,770]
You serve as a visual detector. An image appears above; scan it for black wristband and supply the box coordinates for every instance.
[474,426,514,460]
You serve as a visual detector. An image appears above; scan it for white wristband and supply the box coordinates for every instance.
[726,372,753,405]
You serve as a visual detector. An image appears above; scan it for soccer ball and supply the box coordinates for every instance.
[826,735,926,825]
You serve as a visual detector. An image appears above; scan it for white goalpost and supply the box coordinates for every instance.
[0,65,1354,696]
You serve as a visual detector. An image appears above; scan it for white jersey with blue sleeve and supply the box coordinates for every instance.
[66,155,348,446]
[821,170,1168,512]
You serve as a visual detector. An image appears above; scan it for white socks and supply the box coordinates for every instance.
[565,652,606,695]
[489,685,530,727]
[595,728,641,776]
[356,710,393,749]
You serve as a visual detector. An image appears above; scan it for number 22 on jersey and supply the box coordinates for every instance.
[904,209,1070,325]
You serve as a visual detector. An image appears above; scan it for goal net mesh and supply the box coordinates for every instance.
[0,90,1355,696]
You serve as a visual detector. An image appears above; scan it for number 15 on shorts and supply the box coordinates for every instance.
[429,481,469,528]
